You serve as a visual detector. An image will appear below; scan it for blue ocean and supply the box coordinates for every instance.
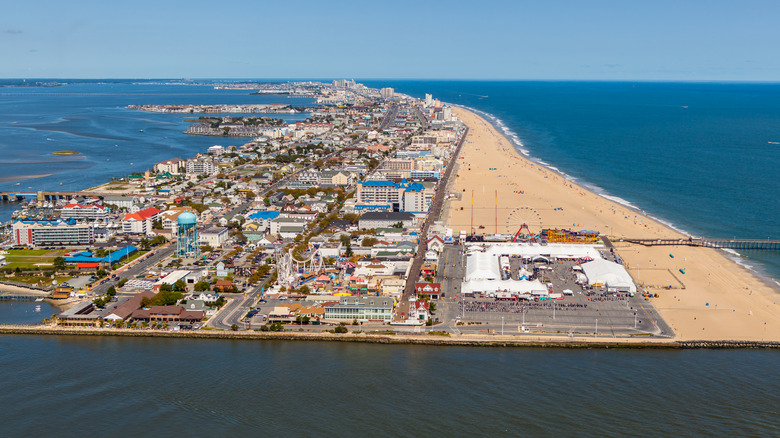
[1,80,778,283]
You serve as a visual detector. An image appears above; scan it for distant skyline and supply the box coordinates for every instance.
[2,0,780,81]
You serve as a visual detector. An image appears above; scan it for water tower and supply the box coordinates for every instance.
[176,212,199,258]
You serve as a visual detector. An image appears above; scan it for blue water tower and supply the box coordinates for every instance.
[176,212,199,258]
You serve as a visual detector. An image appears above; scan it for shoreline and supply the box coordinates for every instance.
[0,325,777,349]
[453,104,780,291]
[447,106,780,342]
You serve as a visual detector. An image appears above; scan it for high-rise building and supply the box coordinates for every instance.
[425,94,433,106]
[380,87,395,99]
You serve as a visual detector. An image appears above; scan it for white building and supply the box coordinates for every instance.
[59,204,108,221]
[121,207,161,235]
[12,219,94,246]
[199,227,229,247]
[186,160,218,176]
[154,158,184,174]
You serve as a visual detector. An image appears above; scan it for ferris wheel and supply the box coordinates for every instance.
[505,206,542,242]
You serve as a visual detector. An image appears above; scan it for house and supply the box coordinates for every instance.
[214,280,235,293]
[426,235,445,253]
[409,298,430,321]
[415,282,443,300]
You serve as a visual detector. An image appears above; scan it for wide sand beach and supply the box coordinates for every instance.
[446,107,780,342]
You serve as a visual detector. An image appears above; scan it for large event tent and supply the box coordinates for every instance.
[580,259,636,293]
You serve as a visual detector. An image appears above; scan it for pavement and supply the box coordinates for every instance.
[208,294,254,330]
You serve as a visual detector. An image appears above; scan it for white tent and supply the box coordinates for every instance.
[465,251,499,281]
[581,259,636,293]
[461,279,548,296]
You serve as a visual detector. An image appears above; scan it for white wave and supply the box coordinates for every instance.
[720,248,742,258]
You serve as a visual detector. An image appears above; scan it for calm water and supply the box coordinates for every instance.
[0,335,777,437]
[0,300,58,324]
[0,82,311,219]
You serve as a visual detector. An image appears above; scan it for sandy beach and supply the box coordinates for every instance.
[446,107,780,342]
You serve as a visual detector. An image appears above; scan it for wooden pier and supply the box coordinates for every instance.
[617,237,780,251]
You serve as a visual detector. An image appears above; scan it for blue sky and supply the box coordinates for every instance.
[2,0,779,80]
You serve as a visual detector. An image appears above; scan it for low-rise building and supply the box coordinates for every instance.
[358,212,415,230]
[323,296,394,322]
[199,227,229,247]
[59,203,108,221]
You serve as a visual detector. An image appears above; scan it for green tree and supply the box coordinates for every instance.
[53,257,67,270]
[231,323,238,331]
[117,278,128,287]
[361,237,378,247]
[333,325,348,333]
[173,279,187,292]
[106,286,117,297]
[194,281,211,292]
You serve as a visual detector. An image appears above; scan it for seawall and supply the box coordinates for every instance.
[1,325,778,349]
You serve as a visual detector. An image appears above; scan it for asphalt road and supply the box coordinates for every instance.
[208,294,254,330]
[91,244,176,296]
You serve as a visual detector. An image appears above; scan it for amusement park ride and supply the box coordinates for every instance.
[275,243,324,289]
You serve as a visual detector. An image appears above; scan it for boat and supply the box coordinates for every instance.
[34,305,41,312]
[139,129,143,133]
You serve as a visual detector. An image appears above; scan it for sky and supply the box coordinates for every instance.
[2,0,780,81]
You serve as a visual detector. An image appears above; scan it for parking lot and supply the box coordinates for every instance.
[434,243,673,337]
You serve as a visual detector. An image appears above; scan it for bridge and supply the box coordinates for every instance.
[0,190,168,203]
[616,237,780,251]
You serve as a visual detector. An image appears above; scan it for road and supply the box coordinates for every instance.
[394,127,469,322]
[208,294,254,330]
[91,244,176,296]
[380,104,398,130]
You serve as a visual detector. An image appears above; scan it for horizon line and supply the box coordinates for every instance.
[2,77,780,84]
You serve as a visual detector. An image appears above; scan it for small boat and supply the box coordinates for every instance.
[34,305,41,312]
[139,129,144,133]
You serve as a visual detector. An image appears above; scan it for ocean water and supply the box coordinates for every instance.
[0,336,777,437]
[364,81,780,284]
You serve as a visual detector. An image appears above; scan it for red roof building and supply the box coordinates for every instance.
[415,282,443,299]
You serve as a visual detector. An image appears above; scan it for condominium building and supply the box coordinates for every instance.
[59,204,108,221]
[186,160,218,176]
[13,219,94,246]
[122,207,161,235]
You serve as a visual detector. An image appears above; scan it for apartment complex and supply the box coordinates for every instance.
[12,219,95,246]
